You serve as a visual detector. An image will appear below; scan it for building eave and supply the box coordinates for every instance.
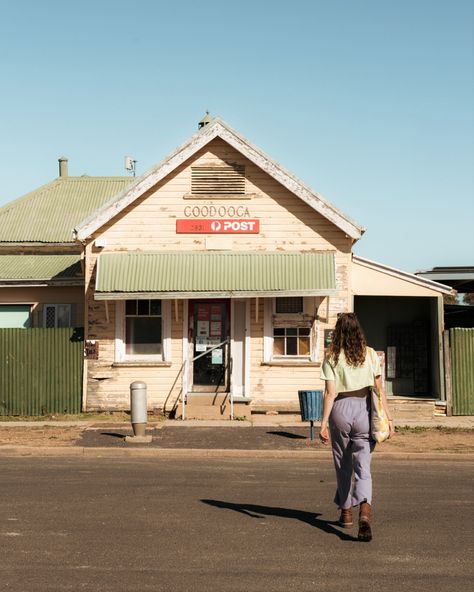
[74,118,364,241]
[353,255,454,295]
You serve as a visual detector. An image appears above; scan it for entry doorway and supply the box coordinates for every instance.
[189,300,230,392]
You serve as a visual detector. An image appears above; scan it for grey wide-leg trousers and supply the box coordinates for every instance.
[329,395,375,509]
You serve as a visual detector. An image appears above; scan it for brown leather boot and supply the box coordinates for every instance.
[338,508,353,528]
[358,502,372,542]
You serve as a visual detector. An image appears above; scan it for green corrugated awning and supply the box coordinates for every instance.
[95,252,337,299]
[0,254,82,283]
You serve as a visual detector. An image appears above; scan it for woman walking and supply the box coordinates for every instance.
[319,313,394,541]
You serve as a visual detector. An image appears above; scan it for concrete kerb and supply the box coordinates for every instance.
[0,445,473,462]
[2,416,474,429]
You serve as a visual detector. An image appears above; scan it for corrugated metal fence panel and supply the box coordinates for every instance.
[450,328,474,416]
[0,328,83,415]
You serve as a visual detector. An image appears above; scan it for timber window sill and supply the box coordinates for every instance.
[113,362,172,368]
[261,361,321,367]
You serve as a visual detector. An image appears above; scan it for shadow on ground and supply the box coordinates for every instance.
[201,499,357,542]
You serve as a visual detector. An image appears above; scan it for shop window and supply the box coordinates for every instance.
[116,299,170,362]
[44,304,72,328]
[273,327,311,356]
[266,297,315,360]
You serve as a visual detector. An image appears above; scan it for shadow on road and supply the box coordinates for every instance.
[266,431,307,440]
[201,499,357,542]
[101,432,126,439]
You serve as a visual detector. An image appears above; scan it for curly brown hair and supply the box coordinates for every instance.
[328,313,367,367]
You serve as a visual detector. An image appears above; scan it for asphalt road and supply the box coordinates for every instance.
[1,456,472,592]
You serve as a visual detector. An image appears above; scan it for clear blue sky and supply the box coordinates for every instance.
[1,0,472,273]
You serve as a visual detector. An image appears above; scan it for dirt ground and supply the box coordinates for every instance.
[0,424,473,453]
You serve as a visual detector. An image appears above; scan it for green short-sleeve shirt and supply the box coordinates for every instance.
[320,347,381,394]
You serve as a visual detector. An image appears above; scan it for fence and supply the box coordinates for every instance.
[448,328,474,416]
[0,328,83,416]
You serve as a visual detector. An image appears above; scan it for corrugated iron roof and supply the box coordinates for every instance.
[0,254,82,281]
[0,177,133,243]
[95,251,336,299]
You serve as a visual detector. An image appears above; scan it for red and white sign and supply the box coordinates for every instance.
[176,219,260,234]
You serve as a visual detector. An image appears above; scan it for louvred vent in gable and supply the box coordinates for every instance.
[191,164,245,195]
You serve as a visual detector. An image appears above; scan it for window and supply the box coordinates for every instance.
[44,304,71,328]
[116,300,170,364]
[264,297,318,362]
[273,327,311,356]
[275,297,304,314]
[125,300,162,357]
[0,305,31,328]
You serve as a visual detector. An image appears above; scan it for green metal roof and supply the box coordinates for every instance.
[0,177,133,243]
[95,251,336,299]
[0,254,82,282]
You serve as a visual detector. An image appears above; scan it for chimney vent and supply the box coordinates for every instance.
[58,156,68,178]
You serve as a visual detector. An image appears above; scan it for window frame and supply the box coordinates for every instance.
[43,304,72,328]
[264,297,319,363]
[115,299,171,363]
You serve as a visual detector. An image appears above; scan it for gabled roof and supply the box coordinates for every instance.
[75,118,365,241]
[0,177,133,243]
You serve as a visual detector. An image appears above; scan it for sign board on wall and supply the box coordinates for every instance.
[176,219,259,234]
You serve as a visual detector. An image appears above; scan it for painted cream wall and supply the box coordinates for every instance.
[0,286,84,326]
[352,260,445,297]
[83,138,354,410]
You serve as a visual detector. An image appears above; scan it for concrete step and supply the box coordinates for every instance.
[178,393,251,420]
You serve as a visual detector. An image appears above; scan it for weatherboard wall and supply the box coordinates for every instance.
[82,138,352,410]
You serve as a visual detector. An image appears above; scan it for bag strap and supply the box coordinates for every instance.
[367,347,378,386]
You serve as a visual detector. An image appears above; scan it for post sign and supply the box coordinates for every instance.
[176,219,259,234]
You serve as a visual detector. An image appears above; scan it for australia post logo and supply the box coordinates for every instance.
[176,219,259,234]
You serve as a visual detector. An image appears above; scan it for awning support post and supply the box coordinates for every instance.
[255,297,259,323]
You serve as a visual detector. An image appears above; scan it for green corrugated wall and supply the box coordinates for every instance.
[0,328,83,416]
[450,328,474,416]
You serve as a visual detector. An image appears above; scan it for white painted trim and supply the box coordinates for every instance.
[353,255,453,295]
[114,298,168,363]
[245,298,251,397]
[162,299,171,362]
[182,299,189,397]
[95,289,338,301]
[263,298,272,363]
[114,300,125,362]
[230,299,248,398]
[74,118,363,241]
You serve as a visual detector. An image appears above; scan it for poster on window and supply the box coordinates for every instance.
[387,346,396,379]
[210,321,222,337]
[197,321,209,337]
[211,348,223,364]
[210,305,221,320]
[197,305,210,321]
[196,337,207,352]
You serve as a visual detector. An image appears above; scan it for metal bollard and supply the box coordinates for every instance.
[126,381,152,443]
